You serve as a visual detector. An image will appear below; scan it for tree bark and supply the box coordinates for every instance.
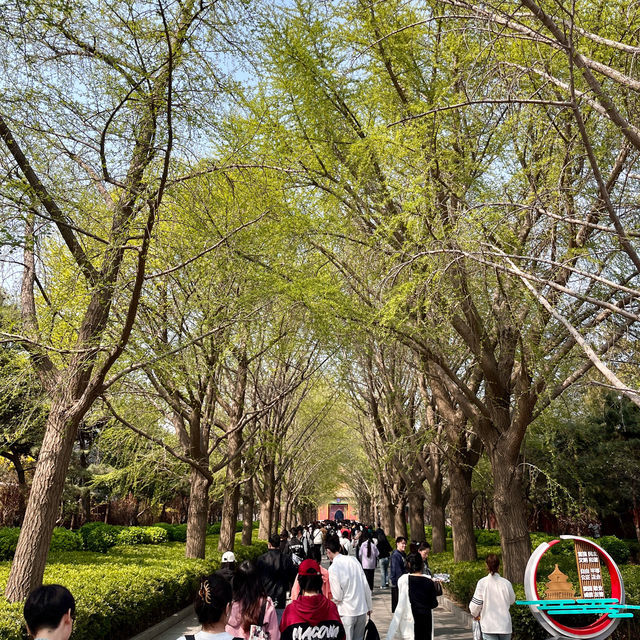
[242,480,254,546]
[380,485,394,533]
[427,474,447,553]
[258,462,275,540]
[5,395,81,600]
[394,495,407,538]
[186,465,211,559]
[218,430,243,551]
[490,448,531,582]
[407,484,426,542]
[448,458,477,561]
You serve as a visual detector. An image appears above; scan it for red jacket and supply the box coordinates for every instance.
[280,594,345,640]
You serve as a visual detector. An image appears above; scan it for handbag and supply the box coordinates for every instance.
[472,619,482,640]
[249,599,270,640]
[363,617,380,640]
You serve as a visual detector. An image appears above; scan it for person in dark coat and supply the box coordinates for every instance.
[218,550,236,583]
[376,530,393,588]
[257,533,297,622]
[390,536,408,613]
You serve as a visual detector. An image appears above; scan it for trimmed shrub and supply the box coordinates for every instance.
[0,528,20,561]
[206,521,243,535]
[80,523,120,553]
[50,527,82,552]
[145,526,169,544]
[475,529,500,545]
[599,535,631,565]
[116,526,148,545]
[0,537,268,640]
[169,524,187,542]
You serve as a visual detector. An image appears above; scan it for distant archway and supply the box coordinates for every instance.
[329,504,347,520]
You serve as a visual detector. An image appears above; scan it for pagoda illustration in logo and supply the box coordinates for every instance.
[544,565,575,601]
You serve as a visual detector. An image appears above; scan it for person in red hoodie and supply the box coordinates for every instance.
[280,559,346,640]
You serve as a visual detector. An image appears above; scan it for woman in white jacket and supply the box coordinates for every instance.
[386,553,438,640]
[469,554,515,640]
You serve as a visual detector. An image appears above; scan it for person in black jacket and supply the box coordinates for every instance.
[389,536,408,613]
[376,530,393,589]
[285,527,306,565]
[257,533,297,623]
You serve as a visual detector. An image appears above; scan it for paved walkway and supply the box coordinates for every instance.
[131,556,471,640]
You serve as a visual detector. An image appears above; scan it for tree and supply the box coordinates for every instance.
[0,0,228,600]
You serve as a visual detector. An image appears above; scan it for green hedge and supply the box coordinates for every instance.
[0,535,267,640]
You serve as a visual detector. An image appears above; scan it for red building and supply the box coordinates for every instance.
[316,491,357,521]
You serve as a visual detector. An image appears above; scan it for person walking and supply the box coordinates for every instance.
[312,524,324,563]
[390,536,408,612]
[358,530,379,591]
[326,536,372,640]
[218,551,236,584]
[227,560,280,640]
[176,573,235,640]
[285,527,306,566]
[24,584,75,640]
[256,534,297,623]
[469,554,516,640]
[280,559,345,640]
[376,530,393,588]
[386,553,438,640]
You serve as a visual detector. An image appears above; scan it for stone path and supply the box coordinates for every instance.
[131,556,472,640]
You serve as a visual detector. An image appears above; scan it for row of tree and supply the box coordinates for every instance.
[1,0,640,601]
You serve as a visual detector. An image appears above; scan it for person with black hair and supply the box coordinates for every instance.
[386,553,438,640]
[325,535,372,640]
[389,537,408,613]
[280,559,345,640]
[226,560,280,640]
[256,534,297,623]
[416,543,431,577]
[358,530,379,591]
[376,530,393,589]
[24,584,75,640]
[177,573,234,640]
[218,551,237,583]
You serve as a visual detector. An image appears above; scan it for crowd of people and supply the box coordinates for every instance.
[21,519,514,640]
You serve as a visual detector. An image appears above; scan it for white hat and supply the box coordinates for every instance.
[222,551,236,563]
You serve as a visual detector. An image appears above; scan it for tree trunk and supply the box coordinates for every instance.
[242,480,254,546]
[490,449,530,582]
[394,496,407,538]
[273,485,281,533]
[449,459,477,561]
[407,485,426,542]
[5,398,81,601]
[219,430,243,552]
[427,474,446,553]
[258,464,275,540]
[259,497,272,540]
[380,485,394,533]
[186,465,211,559]
[218,480,240,552]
